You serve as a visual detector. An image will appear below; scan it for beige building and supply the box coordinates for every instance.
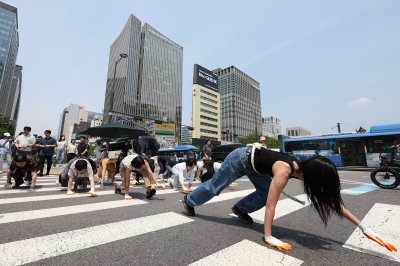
[192,84,221,141]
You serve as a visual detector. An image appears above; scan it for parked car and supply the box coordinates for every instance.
[211,144,246,163]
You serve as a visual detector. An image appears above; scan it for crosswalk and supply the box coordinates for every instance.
[0,174,398,265]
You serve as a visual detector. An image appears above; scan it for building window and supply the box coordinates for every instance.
[200,122,218,128]
[200,115,218,122]
[200,108,217,116]
[200,89,217,98]
[200,129,218,135]
[200,135,217,140]
[200,96,218,104]
[200,102,218,110]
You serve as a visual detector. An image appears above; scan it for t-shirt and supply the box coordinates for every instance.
[57,141,66,150]
[197,161,221,173]
[39,137,57,156]
[121,154,138,171]
[203,145,212,158]
[66,144,77,154]
[94,146,102,159]
[0,138,7,155]
[67,159,93,178]
[173,162,196,184]
[250,148,300,177]
[14,134,36,151]
[9,155,40,174]
[121,145,130,156]
[77,143,89,157]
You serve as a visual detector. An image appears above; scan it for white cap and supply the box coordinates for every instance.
[260,136,266,141]
[4,132,11,137]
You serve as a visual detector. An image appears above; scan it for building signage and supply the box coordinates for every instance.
[193,64,218,91]
[155,122,175,135]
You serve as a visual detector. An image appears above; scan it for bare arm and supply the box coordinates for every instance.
[144,160,157,184]
[341,205,361,226]
[264,162,291,236]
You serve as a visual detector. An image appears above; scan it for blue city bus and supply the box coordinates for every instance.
[282,123,400,168]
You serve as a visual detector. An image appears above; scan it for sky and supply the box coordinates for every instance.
[7,0,400,136]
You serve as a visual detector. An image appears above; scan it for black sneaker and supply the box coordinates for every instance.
[182,194,195,216]
[38,173,43,177]
[232,205,253,224]
[114,185,121,194]
[146,186,156,199]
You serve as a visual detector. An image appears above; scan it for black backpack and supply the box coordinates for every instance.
[141,155,155,173]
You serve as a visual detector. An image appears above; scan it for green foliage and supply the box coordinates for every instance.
[0,116,16,137]
[237,133,282,149]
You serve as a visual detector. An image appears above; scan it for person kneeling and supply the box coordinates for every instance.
[169,158,197,193]
[4,153,40,192]
[66,159,97,197]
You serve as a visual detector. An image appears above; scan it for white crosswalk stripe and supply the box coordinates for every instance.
[0,212,194,266]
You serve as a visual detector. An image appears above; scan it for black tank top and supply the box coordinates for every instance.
[248,148,300,177]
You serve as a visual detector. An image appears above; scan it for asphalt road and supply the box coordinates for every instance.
[0,170,399,265]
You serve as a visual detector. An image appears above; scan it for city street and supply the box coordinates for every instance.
[0,170,399,265]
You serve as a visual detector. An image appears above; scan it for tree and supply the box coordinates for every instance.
[0,116,16,137]
[237,133,282,149]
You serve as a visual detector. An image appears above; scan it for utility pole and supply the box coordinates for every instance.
[254,110,258,142]
[332,123,341,133]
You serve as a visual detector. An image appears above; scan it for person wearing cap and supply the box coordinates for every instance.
[0,132,12,174]
[260,136,267,149]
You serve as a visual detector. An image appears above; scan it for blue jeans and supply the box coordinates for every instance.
[169,167,180,188]
[53,149,65,167]
[187,147,272,214]
[163,164,173,178]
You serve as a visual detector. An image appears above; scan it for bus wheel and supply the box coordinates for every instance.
[370,168,400,189]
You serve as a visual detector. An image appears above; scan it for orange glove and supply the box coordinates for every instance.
[360,225,398,252]
[156,183,166,190]
[262,236,292,251]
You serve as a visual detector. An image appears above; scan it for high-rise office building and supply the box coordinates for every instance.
[58,103,102,142]
[0,1,18,118]
[213,66,261,142]
[286,126,311,137]
[103,14,183,144]
[262,116,281,138]
[192,64,221,141]
[181,125,193,144]
[5,64,22,126]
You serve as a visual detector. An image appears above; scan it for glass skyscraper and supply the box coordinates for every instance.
[0,1,18,117]
[213,66,261,142]
[103,14,183,143]
[5,64,22,125]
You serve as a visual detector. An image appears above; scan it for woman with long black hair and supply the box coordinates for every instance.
[182,144,397,252]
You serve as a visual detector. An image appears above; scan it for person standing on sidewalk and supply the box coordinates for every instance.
[66,139,77,162]
[203,139,212,159]
[0,132,12,174]
[14,126,36,156]
[77,136,89,157]
[53,135,66,168]
[38,130,57,176]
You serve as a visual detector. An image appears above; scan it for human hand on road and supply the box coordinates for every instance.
[262,236,292,251]
[4,182,12,189]
[360,226,398,252]
[156,183,165,190]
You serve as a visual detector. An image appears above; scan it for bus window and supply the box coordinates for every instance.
[372,135,399,153]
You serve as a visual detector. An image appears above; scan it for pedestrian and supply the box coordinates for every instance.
[157,155,168,179]
[62,158,98,197]
[260,136,267,148]
[168,158,197,193]
[38,130,57,176]
[94,142,103,168]
[14,126,35,156]
[4,153,40,191]
[115,154,164,200]
[182,144,398,252]
[53,135,66,168]
[98,155,116,188]
[32,136,43,157]
[66,139,77,162]
[195,158,221,183]
[0,132,12,174]
[121,140,131,157]
[162,159,178,179]
[77,136,89,157]
[203,139,212,159]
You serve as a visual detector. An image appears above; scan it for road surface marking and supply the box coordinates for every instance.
[0,212,193,266]
[340,183,379,195]
[343,203,400,262]
[189,239,303,265]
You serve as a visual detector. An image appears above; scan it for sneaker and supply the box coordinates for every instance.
[145,186,156,199]
[45,172,49,176]
[131,180,139,185]
[38,173,43,177]
[229,182,238,186]
[4,182,12,189]
[115,185,121,194]
[231,205,253,224]
[99,184,106,190]
[182,194,195,216]
[27,188,35,192]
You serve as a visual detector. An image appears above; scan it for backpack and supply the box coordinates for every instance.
[140,155,155,173]
[201,161,215,183]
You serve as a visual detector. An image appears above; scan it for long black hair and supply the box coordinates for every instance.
[300,156,344,226]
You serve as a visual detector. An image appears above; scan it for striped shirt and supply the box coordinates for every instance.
[121,154,138,171]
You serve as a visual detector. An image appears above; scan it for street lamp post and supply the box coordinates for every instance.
[108,53,128,124]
